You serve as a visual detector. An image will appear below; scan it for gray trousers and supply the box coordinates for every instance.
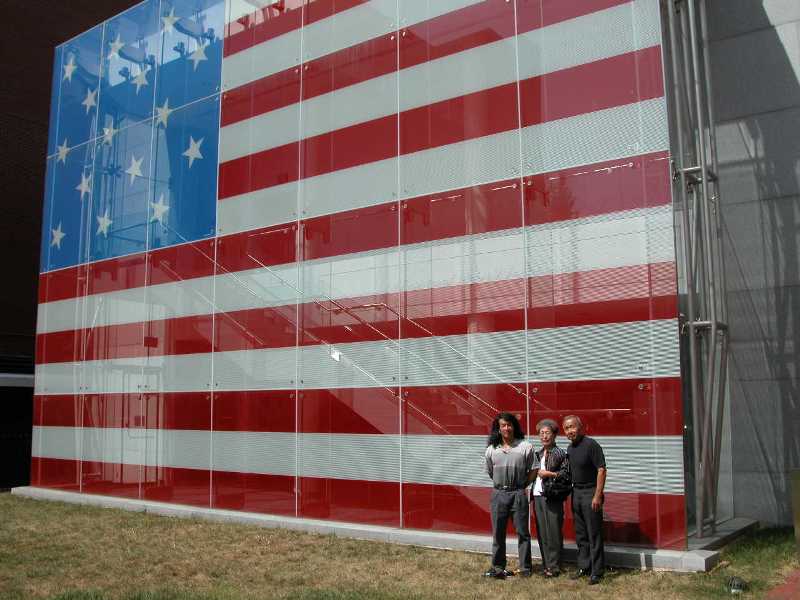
[490,488,532,572]
[572,487,605,576]
[533,495,564,572]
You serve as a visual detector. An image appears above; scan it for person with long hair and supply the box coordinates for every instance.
[530,418,571,577]
[483,412,535,578]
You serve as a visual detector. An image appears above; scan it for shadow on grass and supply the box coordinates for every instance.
[675,527,798,599]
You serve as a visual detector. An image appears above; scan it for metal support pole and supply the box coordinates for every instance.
[667,0,705,538]
[687,0,721,537]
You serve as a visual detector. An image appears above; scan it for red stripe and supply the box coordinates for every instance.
[301,31,397,102]
[28,461,685,548]
[299,388,400,434]
[35,392,212,430]
[221,67,301,127]
[218,47,664,200]
[519,45,665,128]
[299,477,400,527]
[213,390,295,432]
[30,457,80,491]
[33,375,682,436]
[34,394,80,427]
[37,150,669,304]
[37,263,676,363]
[39,264,87,304]
[38,240,216,304]
[141,466,211,507]
[81,461,141,498]
[213,471,295,516]
[402,484,686,549]
[221,0,632,127]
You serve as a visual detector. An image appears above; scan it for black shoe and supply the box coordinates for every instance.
[517,569,532,578]
[501,569,516,578]
[588,575,603,585]
[483,568,506,579]
[570,569,589,580]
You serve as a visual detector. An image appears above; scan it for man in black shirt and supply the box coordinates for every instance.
[563,415,606,585]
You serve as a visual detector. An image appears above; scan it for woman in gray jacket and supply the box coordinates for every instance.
[530,418,571,577]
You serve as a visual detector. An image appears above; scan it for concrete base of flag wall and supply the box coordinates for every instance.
[12,486,757,572]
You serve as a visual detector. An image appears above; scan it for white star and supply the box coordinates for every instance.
[81,87,97,114]
[150,193,170,224]
[76,172,92,201]
[155,98,173,128]
[56,139,70,164]
[96,208,113,237]
[102,126,117,146]
[188,43,207,71]
[51,222,66,249]
[108,34,124,59]
[162,8,179,33]
[182,136,203,168]
[63,55,77,82]
[125,155,144,185]
[132,66,149,94]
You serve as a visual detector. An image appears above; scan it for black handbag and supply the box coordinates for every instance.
[542,474,572,502]
[542,452,572,502]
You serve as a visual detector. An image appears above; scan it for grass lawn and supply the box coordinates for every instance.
[0,493,797,599]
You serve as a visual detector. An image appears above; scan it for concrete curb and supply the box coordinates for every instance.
[12,486,724,572]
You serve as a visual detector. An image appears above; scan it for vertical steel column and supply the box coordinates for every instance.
[665,0,730,538]
[666,0,704,539]
[698,0,730,527]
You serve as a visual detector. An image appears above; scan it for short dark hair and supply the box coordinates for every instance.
[536,418,559,435]
[487,412,525,447]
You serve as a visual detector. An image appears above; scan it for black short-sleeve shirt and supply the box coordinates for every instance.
[567,435,606,486]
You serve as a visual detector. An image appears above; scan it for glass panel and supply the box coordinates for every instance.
[99,0,161,132]
[47,46,64,157]
[43,141,95,272]
[140,239,216,506]
[217,0,303,236]
[398,0,525,534]
[157,0,225,107]
[56,25,103,149]
[297,0,401,527]
[210,0,303,516]
[34,155,89,491]
[517,0,683,548]
[90,119,152,262]
[31,395,81,491]
[81,393,142,498]
[150,95,219,250]
[141,392,211,506]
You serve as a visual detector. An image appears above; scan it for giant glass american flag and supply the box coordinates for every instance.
[34,0,687,549]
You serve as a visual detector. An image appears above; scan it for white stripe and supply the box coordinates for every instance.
[218,97,669,235]
[222,0,481,90]
[31,427,684,495]
[219,0,660,163]
[227,0,283,26]
[37,204,674,334]
[35,318,680,395]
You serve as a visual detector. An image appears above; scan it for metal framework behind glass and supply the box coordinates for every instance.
[665,0,729,539]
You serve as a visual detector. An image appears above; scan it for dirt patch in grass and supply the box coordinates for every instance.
[0,494,796,599]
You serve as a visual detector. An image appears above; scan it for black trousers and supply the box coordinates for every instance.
[533,495,564,572]
[571,487,605,576]
[490,488,532,572]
